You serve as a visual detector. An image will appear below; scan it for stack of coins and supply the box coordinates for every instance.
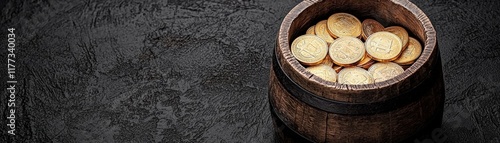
[291,12,422,85]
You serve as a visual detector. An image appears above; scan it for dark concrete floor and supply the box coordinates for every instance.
[0,0,499,142]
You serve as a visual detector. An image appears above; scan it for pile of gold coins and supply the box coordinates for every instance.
[291,13,422,85]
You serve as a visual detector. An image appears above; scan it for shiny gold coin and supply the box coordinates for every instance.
[329,37,365,66]
[397,60,417,66]
[394,37,422,65]
[291,35,329,66]
[306,25,316,35]
[385,26,409,50]
[315,20,335,44]
[368,62,404,83]
[306,64,337,82]
[365,31,403,62]
[327,13,362,38]
[357,54,375,69]
[361,19,384,41]
[338,67,374,85]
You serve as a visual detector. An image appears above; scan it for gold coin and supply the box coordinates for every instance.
[357,54,375,69]
[321,54,334,67]
[394,37,422,65]
[361,19,384,40]
[385,26,409,50]
[327,13,362,38]
[365,31,403,62]
[306,25,316,35]
[329,37,365,66]
[291,35,329,65]
[315,20,335,44]
[397,60,417,66]
[368,62,404,83]
[338,67,374,85]
[306,64,337,82]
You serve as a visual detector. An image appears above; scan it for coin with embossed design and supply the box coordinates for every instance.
[315,20,335,44]
[368,62,404,82]
[338,67,374,85]
[365,31,403,62]
[385,26,409,50]
[394,37,422,65]
[327,13,362,38]
[361,19,384,40]
[329,37,365,66]
[291,35,329,65]
[307,64,337,82]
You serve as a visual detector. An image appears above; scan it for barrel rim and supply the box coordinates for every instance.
[277,0,438,102]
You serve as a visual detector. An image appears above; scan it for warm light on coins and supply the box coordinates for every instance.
[315,20,335,44]
[329,37,365,66]
[291,35,328,66]
[361,19,384,40]
[385,26,410,50]
[306,25,316,35]
[365,31,403,62]
[307,64,338,82]
[338,67,374,85]
[290,12,422,85]
[368,62,405,83]
[394,37,422,65]
[327,13,362,38]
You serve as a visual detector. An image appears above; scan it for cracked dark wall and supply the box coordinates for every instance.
[0,0,499,142]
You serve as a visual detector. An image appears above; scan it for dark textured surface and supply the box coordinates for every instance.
[0,0,499,142]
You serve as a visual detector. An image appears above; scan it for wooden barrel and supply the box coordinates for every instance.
[268,0,445,142]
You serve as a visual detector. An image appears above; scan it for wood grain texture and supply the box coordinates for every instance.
[270,55,444,142]
[269,0,445,142]
[1,0,499,142]
[277,0,438,103]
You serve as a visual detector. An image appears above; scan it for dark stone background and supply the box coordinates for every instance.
[0,0,499,142]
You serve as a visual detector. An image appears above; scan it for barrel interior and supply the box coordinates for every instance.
[289,0,426,46]
[271,0,443,142]
[277,0,436,103]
